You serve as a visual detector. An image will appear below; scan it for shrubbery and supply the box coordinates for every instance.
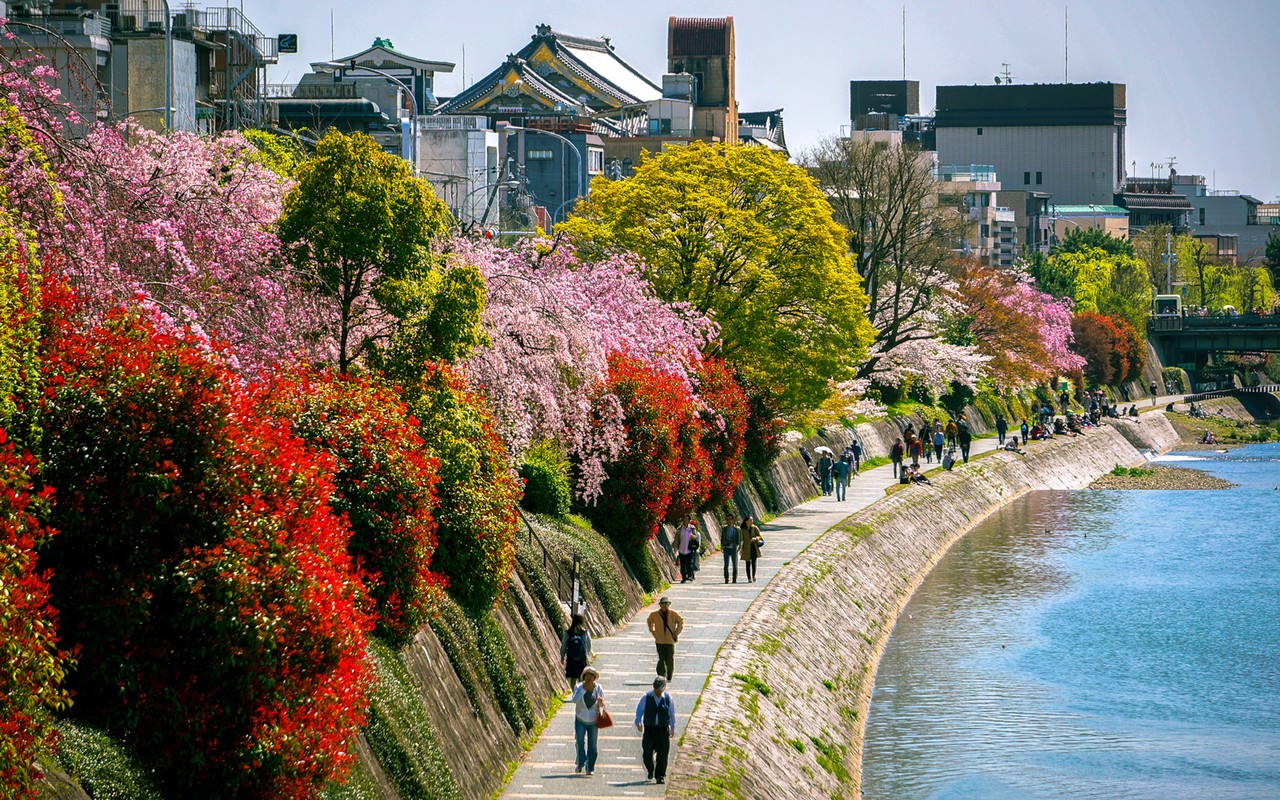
[38,312,372,799]
[1071,311,1146,386]
[406,363,519,612]
[260,371,444,645]
[693,358,749,510]
[519,441,572,517]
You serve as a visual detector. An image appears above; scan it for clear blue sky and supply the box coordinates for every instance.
[250,0,1280,202]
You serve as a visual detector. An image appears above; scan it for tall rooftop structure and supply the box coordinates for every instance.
[934,82,1127,206]
[668,16,736,140]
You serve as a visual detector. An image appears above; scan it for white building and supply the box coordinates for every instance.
[416,116,500,227]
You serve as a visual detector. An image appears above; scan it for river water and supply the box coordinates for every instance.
[861,444,1280,800]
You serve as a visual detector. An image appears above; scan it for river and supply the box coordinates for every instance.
[861,443,1280,800]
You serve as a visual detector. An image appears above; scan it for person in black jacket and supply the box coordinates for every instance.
[721,518,741,584]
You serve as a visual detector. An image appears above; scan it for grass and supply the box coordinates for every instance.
[50,721,163,800]
[1110,464,1155,478]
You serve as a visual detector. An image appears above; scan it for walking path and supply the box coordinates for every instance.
[500,434,1004,799]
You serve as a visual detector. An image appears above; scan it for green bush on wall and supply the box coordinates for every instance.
[519,442,572,517]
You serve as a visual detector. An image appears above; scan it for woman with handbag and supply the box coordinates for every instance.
[740,517,764,583]
[572,666,608,775]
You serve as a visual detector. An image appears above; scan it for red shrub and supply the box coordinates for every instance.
[0,429,72,800]
[38,311,371,799]
[404,363,519,612]
[693,359,749,510]
[592,354,703,550]
[259,370,444,645]
[1072,311,1145,387]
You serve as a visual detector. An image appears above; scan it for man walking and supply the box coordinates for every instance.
[676,518,697,583]
[996,414,1008,445]
[957,418,973,463]
[890,437,905,478]
[721,519,740,584]
[635,676,677,784]
[832,455,850,501]
[646,597,683,681]
[851,439,862,475]
[817,451,834,496]
[1150,380,1159,406]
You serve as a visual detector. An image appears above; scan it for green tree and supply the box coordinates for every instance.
[278,130,458,373]
[242,128,310,178]
[1044,245,1151,330]
[561,141,875,411]
[1265,231,1280,284]
[1051,226,1136,258]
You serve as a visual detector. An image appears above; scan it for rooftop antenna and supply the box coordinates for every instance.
[1064,6,1069,82]
[1000,63,1013,84]
[330,8,334,60]
[901,6,906,81]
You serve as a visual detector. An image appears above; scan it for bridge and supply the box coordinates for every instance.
[1147,314,1280,370]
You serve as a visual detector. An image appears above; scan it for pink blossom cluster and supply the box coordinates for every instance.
[456,238,714,500]
[996,277,1085,373]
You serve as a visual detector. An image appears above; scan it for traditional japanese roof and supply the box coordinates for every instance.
[1116,193,1193,212]
[436,24,659,116]
[1051,204,1128,215]
[321,37,454,74]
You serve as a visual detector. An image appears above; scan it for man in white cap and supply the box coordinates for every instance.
[646,596,683,681]
[634,675,677,783]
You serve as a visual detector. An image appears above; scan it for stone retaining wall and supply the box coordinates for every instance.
[666,415,1179,800]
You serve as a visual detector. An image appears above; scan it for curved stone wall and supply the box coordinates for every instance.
[666,416,1179,800]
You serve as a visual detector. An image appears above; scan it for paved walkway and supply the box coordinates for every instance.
[500,435,1004,799]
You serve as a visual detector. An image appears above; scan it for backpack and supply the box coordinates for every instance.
[566,630,588,665]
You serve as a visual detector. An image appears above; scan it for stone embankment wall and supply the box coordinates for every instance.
[667,416,1179,800]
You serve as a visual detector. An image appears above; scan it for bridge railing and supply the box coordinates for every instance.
[1182,383,1280,403]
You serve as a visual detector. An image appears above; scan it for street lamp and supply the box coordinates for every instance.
[457,180,519,229]
[497,121,585,207]
[162,0,172,130]
[319,59,419,174]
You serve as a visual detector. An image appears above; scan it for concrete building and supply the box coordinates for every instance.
[935,164,1005,266]
[3,0,278,133]
[848,79,934,149]
[997,189,1053,257]
[1048,204,1131,244]
[667,16,736,140]
[1116,175,1192,233]
[415,115,500,227]
[935,82,1127,206]
[1172,173,1272,262]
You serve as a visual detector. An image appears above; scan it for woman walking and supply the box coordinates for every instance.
[740,517,764,583]
[560,613,593,687]
[572,666,606,775]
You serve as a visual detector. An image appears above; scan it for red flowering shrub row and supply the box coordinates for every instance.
[259,371,445,645]
[38,311,372,800]
[1071,311,1146,386]
[0,429,73,800]
[694,358,750,509]
[405,363,520,612]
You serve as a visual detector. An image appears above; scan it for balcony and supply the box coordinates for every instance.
[936,164,998,183]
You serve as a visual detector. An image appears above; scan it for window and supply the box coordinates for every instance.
[588,148,604,174]
[1024,171,1031,185]
[1199,208,1206,226]
[1035,171,1042,185]
[527,149,554,160]
[977,127,983,135]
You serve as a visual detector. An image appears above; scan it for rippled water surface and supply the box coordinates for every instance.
[861,444,1280,800]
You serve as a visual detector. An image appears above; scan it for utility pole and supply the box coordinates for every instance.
[1165,230,1174,294]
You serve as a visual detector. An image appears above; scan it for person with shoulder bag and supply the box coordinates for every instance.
[571,666,607,775]
[740,517,764,583]
[721,518,741,584]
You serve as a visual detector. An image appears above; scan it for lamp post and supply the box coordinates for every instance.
[320,59,419,174]
[497,121,585,207]
[457,180,518,229]
[162,0,172,130]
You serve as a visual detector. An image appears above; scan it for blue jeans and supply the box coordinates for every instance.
[575,718,598,771]
[834,476,847,500]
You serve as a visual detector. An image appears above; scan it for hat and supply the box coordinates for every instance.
[658,596,671,605]
[580,666,599,679]
[653,675,667,689]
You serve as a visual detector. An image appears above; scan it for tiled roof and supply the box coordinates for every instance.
[669,17,732,56]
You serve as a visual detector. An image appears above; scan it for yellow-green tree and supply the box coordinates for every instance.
[560,141,875,411]
[1044,245,1151,331]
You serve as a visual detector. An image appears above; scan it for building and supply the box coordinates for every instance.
[935,82,1127,207]
[2,0,279,133]
[415,115,500,227]
[667,17,736,140]
[996,189,1052,257]
[1048,204,1131,244]
[935,163,1005,266]
[1172,173,1271,262]
[738,109,786,154]
[1115,175,1192,232]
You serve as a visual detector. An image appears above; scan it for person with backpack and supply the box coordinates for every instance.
[634,676,678,784]
[832,455,850,501]
[721,518,741,584]
[646,597,684,681]
[890,437,905,478]
[560,613,593,686]
[851,439,862,475]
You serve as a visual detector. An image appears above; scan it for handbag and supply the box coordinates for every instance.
[596,707,614,729]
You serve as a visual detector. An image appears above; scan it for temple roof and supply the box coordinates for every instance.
[320,37,454,74]
[436,24,659,116]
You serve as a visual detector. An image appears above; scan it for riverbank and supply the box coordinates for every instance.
[1089,464,1236,490]
[666,415,1180,800]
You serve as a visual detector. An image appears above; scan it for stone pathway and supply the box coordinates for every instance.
[499,436,1003,799]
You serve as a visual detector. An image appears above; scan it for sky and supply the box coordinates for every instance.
[248,0,1280,202]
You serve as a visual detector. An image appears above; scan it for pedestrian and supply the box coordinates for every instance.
[1150,380,1158,406]
[996,414,1008,445]
[634,676,677,784]
[689,521,701,577]
[932,427,945,462]
[1020,417,1030,443]
[646,597,683,681]
[908,434,922,467]
[676,517,697,583]
[942,447,955,471]
[890,437,905,478]
[833,455,850,501]
[851,439,862,474]
[799,447,813,469]
[572,666,606,775]
[721,518,741,584]
[741,517,763,583]
[560,613,593,687]
[817,451,834,496]
[957,418,973,463]
[945,418,959,449]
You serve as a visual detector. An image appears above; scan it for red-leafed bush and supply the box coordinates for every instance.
[0,429,73,800]
[38,311,372,800]
[1072,311,1145,386]
[259,370,444,645]
[740,374,784,471]
[404,362,519,612]
[693,359,749,510]
[591,354,702,551]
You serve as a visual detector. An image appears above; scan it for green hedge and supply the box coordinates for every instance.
[519,444,572,517]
